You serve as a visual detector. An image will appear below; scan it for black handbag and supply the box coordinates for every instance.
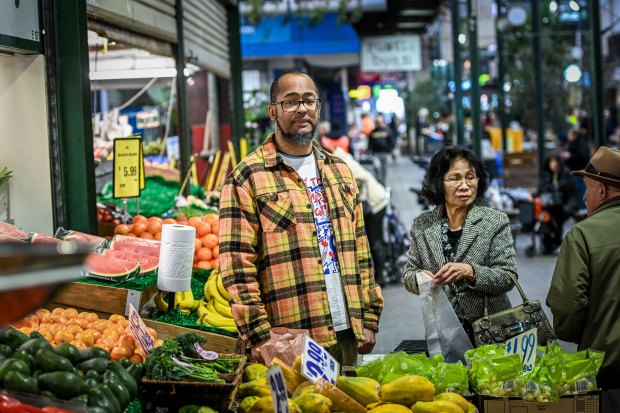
[472,273,557,347]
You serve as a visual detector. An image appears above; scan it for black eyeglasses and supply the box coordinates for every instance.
[271,98,321,112]
[443,175,479,188]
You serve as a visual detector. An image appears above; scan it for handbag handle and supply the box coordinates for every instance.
[483,272,529,317]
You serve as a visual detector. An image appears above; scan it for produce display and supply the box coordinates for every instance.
[198,268,236,333]
[0,325,142,413]
[9,308,162,364]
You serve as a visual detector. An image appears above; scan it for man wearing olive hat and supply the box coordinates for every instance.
[547,146,620,409]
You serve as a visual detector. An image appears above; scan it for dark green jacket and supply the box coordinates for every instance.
[546,196,620,389]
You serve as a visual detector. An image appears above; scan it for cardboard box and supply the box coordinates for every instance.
[481,392,600,413]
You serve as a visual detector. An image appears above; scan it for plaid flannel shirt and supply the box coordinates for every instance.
[219,134,383,348]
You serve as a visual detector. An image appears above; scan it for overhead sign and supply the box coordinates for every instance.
[0,0,41,54]
[361,35,421,73]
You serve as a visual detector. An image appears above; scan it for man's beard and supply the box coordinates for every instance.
[275,115,316,145]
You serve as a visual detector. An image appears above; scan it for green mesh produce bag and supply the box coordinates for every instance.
[98,176,205,218]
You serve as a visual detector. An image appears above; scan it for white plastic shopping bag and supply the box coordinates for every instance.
[416,271,473,363]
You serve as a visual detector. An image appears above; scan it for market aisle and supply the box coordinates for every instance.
[372,156,574,355]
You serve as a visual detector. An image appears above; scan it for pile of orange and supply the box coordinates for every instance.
[11,308,163,363]
[113,213,220,270]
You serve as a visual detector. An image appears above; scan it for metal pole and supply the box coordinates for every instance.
[531,0,546,180]
[496,0,509,153]
[468,0,481,157]
[228,4,244,159]
[589,0,604,148]
[175,0,191,196]
[452,0,465,146]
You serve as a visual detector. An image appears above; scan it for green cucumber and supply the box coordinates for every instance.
[29,331,45,340]
[126,363,144,383]
[79,347,110,361]
[35,348,75,373]
[0,344,14,358]
[0,327,29,350]
[4,370,38,394]
[38,371,85,399]
[103,370,130,409]
[87,385,120,413]
[108,360,138,399]
[17,337,53,355]
[70,393,89,406]
[54,342,81,365]
[13,350,37,371]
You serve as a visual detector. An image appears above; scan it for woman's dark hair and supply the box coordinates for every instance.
[543,153,568,175]
[421,145,489,205]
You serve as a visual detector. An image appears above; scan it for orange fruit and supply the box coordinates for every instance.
[210,259,218,269]
[147,221,162,236]
[140,232,154,239]
[146,327,158,339]
[65,324,84,336]
[163,218,177,225]
[35,308,51,319]
[55,329,74,344]
[81,312,99,323]
[195,222,211,237]
[211,225,219,236]
[148,216,163,223]
[133,215,148,223]
[70,340,88,350]
[212,245,219,258]
[52,308,64,316]
[154,232,162,240]
[108,314,125,324]
[75,331,94,347]
[188,216,203,227]
[64,308,79,318]
[114,224,131,235]
[204,214,219,229]
[196,247,212,262]
[68,318,89,329]
[202,234,218,250]
[85,328,102,342]
[132,222,147,236]
[126,232,137,237]
[194,238,202,252]
[130,354,144,364]
[196,261,212,270]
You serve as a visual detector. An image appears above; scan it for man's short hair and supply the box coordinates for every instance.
[269,70,316,103]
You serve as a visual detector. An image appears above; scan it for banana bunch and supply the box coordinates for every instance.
[197,268,237,333]
[155,289,200,316]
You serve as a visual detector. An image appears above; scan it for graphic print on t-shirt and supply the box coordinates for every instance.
[304,176,340,276]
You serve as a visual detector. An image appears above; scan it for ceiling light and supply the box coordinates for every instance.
[399,9,435,17]
[569,1,580,11]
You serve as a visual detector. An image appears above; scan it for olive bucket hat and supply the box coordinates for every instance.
[571,146,620,188]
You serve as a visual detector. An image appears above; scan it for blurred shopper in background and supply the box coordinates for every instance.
[360,113,375,138]
[329,145,390,287]
[537,154,578,253]
[318,121,350,153]
[219,71,383,365]
[562,128,590,210]
[547,147,620,412]
[402,146,517,344]
[368,113,396,185]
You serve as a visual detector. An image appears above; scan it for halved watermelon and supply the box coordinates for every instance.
[84,252,141,282]
[0,221,28,240]
[0,233,25,243]
[102,249,158,274]
[111,236,160,257]
[30,233,60,243]
[57,230,106,248]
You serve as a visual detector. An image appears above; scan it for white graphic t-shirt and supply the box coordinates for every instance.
[280,152,351,331]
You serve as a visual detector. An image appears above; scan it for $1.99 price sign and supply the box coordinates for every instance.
[301,335,339,385]
[504,328,537,373]
[267,365,290,413]
[113,137,142,199]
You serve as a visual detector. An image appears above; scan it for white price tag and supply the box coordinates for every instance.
[301,335,340,385]
[504,328,537,373]
[128,303,155,352]
[267,365,290,413]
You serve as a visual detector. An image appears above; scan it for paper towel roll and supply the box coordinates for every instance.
[157,224,196,292]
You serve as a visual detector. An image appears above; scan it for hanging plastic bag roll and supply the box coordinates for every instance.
[157,224,195,292]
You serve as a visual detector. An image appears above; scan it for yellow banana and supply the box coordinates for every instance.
[213,298,233,318]
[204,274,217,301]
[215,272,232,300]
[191,299,200,311]
[154,291,168,312]
[176,290,195,310]
[205,311,237,328]
[196,298,208,318]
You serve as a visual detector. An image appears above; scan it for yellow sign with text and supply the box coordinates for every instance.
[113,138,141,199]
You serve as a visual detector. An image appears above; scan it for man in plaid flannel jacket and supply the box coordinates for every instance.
[219,71,383,365]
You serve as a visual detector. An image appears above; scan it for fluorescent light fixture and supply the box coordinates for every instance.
[396,22,426,29]
[569,1,580,11]
[90,68,177,80]
[399,9,435,17]
[458,34,467,44]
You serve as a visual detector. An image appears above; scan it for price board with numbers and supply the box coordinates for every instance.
[128,303,154,353]
[267,365,290,413]
[300,335,339,385]
[113,137,142,199]
[504,328,537,373]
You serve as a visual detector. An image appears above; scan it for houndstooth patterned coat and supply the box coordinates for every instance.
[402,204,517,323]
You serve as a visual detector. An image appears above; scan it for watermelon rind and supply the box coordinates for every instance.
[84,253,141,283]
[102,249,158,274]
[0,233,25,243]
[0,221,28,240]
[30,233,61,244]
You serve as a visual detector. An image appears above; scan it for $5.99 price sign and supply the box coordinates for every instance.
[504,328,537,373]
[301,335,339,385]
[267,365,290,413]
[113,137,142,199]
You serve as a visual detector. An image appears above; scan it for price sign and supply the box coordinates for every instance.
[139,137,145,190]
[267,365,290,413]
[128,303,155,352]
[301,335,339,385]
[504,328,537,373]
[113,137,141,198]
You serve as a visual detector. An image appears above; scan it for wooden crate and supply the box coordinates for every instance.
[142,319,244,354]
[50,281,159,317]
